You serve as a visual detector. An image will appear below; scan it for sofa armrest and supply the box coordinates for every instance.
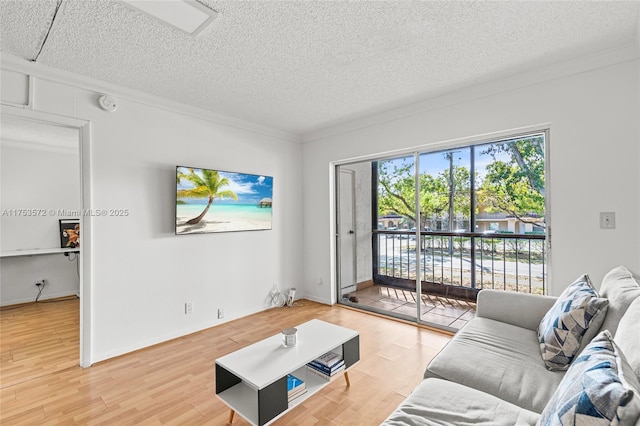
[476,289,557,331]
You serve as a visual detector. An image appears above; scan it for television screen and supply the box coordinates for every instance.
[176,166,273,235]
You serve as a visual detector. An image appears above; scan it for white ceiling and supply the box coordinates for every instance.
[1,1,639,137]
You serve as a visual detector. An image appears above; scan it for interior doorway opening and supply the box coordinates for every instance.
[0,107,92,374]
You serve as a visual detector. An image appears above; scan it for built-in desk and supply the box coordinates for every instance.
[0,248,79,258]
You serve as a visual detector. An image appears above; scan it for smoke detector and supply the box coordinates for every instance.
[98,94,118,112]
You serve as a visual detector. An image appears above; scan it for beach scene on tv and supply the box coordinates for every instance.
[176,166,273,234]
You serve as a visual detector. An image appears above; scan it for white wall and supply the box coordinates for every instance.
[1,65,303,363]
[87,98,302,361]
[1,137,81,305]
[302,57,640,302]
[1,143,80,251]
[1,254,80,304]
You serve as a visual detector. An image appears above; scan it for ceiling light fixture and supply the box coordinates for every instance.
[119,0,218,36]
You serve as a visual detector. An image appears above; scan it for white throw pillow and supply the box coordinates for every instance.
[598,266,640,336]
[615,296,640,381]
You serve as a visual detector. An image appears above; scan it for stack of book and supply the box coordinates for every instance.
[287,374,307,403]
[306,351,345,380]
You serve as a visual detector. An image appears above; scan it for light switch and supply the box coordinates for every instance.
[600,212,616,229]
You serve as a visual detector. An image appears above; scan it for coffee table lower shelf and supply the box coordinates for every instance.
[217,366,351,425]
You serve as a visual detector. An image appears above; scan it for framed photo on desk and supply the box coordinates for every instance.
[59,219,80,249]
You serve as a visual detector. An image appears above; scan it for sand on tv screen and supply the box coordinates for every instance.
[176,166,273,235]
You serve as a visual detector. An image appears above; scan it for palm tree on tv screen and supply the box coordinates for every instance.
[177,168,238,225]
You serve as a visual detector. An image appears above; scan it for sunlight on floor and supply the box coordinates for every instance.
[346,285,476,330]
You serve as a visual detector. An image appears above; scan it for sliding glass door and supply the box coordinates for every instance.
[337,132,547,331]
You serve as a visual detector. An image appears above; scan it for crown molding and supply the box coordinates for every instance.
[301,41,640,144]
[0,54,301,143]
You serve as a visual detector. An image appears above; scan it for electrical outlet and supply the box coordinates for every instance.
[217,308,224,319]
[600,212,616,229]
[185,302,193,314]
[34,280,45,287]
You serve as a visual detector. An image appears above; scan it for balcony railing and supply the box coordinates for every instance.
[373,230,546,302]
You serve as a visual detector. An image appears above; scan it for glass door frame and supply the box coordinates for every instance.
[333,126,551,331]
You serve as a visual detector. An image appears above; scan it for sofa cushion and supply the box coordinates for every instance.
[538,274,608,371]
[615,297,640,381]
[476,289,557,331]
[599,265,640,336]
[382,378,539,426]
[537,330,640,426]
[425,317,564,413]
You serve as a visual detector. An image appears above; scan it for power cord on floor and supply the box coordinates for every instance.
[35,283,45,302]
[267,285,307,308]
[66,251,80,277]
[268,284,285,307]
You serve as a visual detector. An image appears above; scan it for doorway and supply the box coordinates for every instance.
[337,168,356,300]
[0,106,91,369]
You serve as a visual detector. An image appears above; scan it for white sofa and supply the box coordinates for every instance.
[382,266,640,425]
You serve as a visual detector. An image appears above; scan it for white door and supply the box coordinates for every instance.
[338,168,356,296]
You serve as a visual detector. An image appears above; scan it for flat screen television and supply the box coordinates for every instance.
[176,166,273,235]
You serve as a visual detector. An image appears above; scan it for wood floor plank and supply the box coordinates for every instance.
[1,299,450,425]
[1,298,80,390]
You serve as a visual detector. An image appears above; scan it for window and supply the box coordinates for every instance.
[374,133,546,299]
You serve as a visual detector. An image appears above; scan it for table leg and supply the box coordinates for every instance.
[227,409,235,425]
[344,371,351,387]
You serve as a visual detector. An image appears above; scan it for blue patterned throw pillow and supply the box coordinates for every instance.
[538,275,608,371]
[538,330,640,425]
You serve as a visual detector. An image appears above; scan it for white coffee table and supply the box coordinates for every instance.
[215,319,360,426]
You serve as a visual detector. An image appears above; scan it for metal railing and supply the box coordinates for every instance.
[373,230,546,302]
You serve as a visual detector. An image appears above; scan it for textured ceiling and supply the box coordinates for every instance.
[1,1,639,137]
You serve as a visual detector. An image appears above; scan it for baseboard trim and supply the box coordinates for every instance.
[302,294,333,305]
[0,294,79,309]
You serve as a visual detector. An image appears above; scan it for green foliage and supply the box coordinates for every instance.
[377,136,545,230]
[478,137,545,226]
[176,168,238,225]
[378,159,416,224]
[378,156,470,228]
[177,168,238,202]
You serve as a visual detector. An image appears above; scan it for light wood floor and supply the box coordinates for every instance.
[0,299,451,425]
[1,298,79,390]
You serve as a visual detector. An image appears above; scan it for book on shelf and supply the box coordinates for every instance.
[314,351,343,368]
[287,374,307,403]
[306,363,346,380]
[287,373,305,395]
[308,359,345,374]
[288,386,308,403]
